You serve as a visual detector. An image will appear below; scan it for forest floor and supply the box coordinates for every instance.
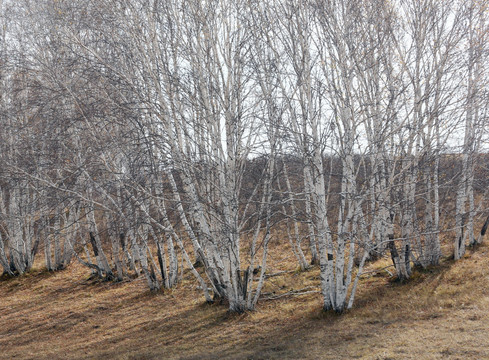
[2,241,489,360]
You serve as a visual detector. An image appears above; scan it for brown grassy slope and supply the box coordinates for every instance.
[2,243,489,360]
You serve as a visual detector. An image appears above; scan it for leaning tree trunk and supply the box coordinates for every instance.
[85,200,113,280]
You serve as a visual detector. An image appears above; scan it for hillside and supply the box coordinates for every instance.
[1,1,489,358]
[2,242,489,360]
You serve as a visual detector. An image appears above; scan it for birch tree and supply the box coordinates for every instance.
[456,0,488,255]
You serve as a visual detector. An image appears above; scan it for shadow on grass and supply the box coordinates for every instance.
[3,243,489,360]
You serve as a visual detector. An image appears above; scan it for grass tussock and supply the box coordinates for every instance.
[1,243,489,359]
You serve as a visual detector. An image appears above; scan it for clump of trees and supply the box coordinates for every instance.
[0,0,488,313]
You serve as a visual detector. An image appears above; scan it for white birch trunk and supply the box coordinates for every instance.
[86,201,113,279]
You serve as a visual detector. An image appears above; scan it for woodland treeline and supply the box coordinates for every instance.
[0,0,488,313]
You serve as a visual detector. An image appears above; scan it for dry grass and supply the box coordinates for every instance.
[2,241,489,360]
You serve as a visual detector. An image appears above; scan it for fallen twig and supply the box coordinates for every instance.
[264,270,295,279]
[360,265,395,277]
[261,286,319,301]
